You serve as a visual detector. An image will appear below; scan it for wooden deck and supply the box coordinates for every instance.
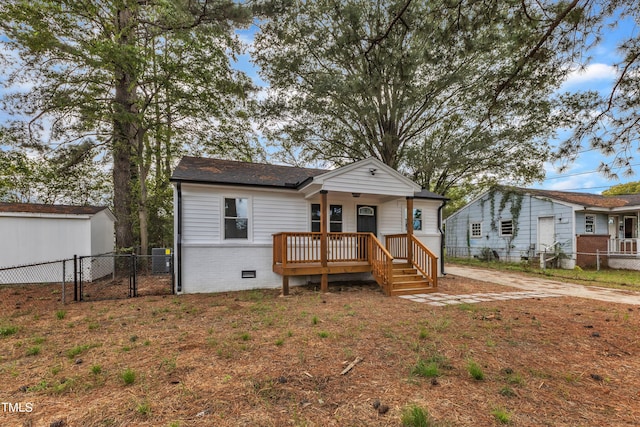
[273,232,438,296]
[273,260,371,276]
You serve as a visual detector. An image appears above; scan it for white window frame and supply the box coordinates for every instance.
[470,222,482,239]
[310,203,343,232]
[500,219,513,237]
[223,197,250,240]
[584,214,595,234]
[403,208,423,232]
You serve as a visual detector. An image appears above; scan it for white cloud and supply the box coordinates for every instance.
[561,63,617,89]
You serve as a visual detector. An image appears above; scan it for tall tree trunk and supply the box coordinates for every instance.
[113,5,137,253]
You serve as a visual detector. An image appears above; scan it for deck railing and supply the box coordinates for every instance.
[608,238,639,256]
[368,233,394,289]
[386,233,438,287]
[273,232,371,267]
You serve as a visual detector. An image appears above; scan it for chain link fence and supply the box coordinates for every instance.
[445,245,640,271]
[0,252,174,305]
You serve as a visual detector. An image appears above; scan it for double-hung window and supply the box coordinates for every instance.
[224,198,248,239]
[310,204,343,232]
[585,215,595,234]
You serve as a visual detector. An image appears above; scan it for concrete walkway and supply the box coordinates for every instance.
[444,265,640,306]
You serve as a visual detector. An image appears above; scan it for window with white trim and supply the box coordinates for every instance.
[329,205,343,232]
[224,198,248,239]
[470,222,482,238]
[585,214,595,234]
[310,204,343,232]
[403,208,423,231]
[500,219,513,236]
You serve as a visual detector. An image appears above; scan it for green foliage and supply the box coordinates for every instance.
[467,360,485,380]
[401,405,433,427]
[0,325,18,337]
[603,181,640,196]
[26,345,41,356]
[491,407,512,424]
[254,0,576,194]
[66,344,94,359]
[0,0,259,250]
[55,310,67,320]
[121,368,136,385]
[411,360,440,378]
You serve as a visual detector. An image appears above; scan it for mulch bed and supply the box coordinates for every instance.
[1,274,639,426]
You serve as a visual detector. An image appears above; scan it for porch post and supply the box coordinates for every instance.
[320,190,329,292]
[406,197,414,263]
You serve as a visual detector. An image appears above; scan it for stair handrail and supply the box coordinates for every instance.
[409,235,438,288]
[368,233,394,293]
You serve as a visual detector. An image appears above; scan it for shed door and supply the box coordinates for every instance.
[538,216,555,251]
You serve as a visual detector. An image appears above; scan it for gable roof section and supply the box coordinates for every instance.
[522,188,637,209]
[0,203,109,216]
[171,156,326,189]
[171,156,447,200]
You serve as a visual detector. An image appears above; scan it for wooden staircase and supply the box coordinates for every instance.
[389,262,435,296]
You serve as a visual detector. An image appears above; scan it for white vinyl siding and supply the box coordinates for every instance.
[252,193,307,243]
[181,187,220,243]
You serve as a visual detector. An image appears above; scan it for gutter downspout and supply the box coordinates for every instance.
[176,182,183,293]
[438,199,447,276]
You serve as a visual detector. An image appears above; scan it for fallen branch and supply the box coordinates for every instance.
[340,356,363,375]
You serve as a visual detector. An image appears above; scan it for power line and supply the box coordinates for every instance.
[544,162,640,181]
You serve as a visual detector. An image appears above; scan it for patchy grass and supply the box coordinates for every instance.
[1,278,639,426]
[448,257,640,290]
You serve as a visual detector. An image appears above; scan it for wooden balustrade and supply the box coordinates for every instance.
[386,234,408,259]
[368,233,394,291]
[409,235,438,287]
[274,232,437,295]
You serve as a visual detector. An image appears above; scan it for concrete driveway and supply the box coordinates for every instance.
[445,265,640,306]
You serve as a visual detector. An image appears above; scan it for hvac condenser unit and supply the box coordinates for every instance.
[151,248,171,274]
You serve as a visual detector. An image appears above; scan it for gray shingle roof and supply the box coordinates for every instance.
[171,156,327,188]
[0,203,108,215]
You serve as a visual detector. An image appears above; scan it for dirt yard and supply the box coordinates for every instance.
[1,273,639,426]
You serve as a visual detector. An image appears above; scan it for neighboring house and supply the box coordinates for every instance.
[0,203,115,283]
[171,156,447,295]
[445,186,640,270]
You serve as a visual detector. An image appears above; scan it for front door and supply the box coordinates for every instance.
[357,205,377,260]
[357,205,377,235]
[538,216,555,252]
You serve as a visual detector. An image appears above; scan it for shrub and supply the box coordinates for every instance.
[121,368,136,385]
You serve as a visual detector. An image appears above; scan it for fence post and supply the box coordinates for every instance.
[596,249,600,271]
[73,255,78,302]
[62,260,66,305]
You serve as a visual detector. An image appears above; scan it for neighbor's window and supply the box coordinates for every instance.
[224,198,248,239]
[310,204,343,232]
[500,219,513,236]
[585,214,595,234]
[470,222,482,238]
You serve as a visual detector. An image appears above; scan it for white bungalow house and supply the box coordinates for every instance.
[445,186,640,270]
[171,156,448,295]
[0,203,115,283]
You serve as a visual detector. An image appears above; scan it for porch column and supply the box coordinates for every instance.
[320,190,329,292]
[406,197,414,263]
